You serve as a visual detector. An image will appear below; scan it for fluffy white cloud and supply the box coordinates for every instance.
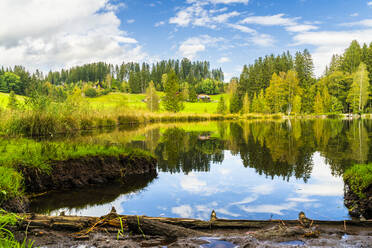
[218,57,231,63]
[292,29,372,76]
[169,2,240,29]
[368,1,372,6]
[179,35,224,59]
[0,0,146,71]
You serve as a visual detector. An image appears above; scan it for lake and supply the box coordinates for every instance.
[30,119,372,221]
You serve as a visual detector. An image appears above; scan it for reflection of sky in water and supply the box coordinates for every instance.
[54,151,349,220]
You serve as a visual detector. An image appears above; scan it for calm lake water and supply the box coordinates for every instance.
[30,119,372,220]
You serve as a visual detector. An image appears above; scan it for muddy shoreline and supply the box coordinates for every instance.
[1,153,157,213]
[12,213,372,247]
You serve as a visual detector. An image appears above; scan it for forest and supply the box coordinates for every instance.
[0,40,371,115]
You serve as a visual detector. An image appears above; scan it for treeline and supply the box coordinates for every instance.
[45,59,224,94]
[229,40,372,114]
[0,59,225,97]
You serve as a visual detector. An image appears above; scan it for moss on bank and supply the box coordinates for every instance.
[343,163,372,199]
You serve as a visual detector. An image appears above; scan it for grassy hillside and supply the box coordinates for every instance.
[0,92,25,108]
[87,92,228,114]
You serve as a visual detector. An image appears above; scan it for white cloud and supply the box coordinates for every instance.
[240,13,298,26]
[227,23,256,34]
[169,2,240,29]
[0,0,146,71]
[292,29,372,76]
[154,21,165,27]
[179,35,223,59]
[250,33,275,47]
[127,19,135,24]
[218,57,231,63]
[240,13,319,34]
[187,0,249,4]
[350,13,359,17]
[285,24,318,32]
[368,1,372,6]
[342,19,372,27]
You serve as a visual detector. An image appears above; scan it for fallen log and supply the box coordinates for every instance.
[18,213,372,238]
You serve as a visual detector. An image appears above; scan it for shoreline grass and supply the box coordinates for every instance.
[343,163,372,199]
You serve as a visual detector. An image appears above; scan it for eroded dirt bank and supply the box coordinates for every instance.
[344,183,372,220]
[2,153,157,212]
[12,214,372,248]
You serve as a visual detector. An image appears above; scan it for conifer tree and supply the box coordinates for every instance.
[251,93,259,113]
[189,85,197,102]
[229,93,242,113]
[162,71,183,112]
[217,96,226,114]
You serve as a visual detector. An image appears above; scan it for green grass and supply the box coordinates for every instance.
[344,163,372,199]
[0,210,34,247]
[87,92,228,114]
[0,93,25,108]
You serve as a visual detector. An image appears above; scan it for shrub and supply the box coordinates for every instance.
[84,88,98,98]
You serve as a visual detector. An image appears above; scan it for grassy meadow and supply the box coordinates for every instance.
[86,92,228,114]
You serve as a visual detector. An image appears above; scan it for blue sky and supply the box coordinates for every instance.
[0,0,372,80]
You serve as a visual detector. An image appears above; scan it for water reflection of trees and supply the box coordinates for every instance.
[127,119,371,181]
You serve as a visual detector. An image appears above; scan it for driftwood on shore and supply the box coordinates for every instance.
[19,213,372,239]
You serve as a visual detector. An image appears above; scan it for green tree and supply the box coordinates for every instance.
[330,96,343,113]
[347,63,370,113]
[2,72,21,94]
[251,93,259,113]
[285,70,302,114]
[146,81,160,112]
[188,85,197,102]
[257,89,270,113]
[266,72,286,113]
[7,91,18,110]
[322,87,331,113]
[162,71,183,112]
[242,93,250,114]
[292,95,302,114]
[217,96,227,114]
[229,92,242,113]
[313,91,324,114]
[341,40,362,74]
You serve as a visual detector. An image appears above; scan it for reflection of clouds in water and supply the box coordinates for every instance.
[216,208,241,217]
[287,197,317,203]
[229,196,257,206]
[180,173,222,196]
[240,202,297,215]
[171,205,193,218]
[295,153,344,197]
[251,184,274,195]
